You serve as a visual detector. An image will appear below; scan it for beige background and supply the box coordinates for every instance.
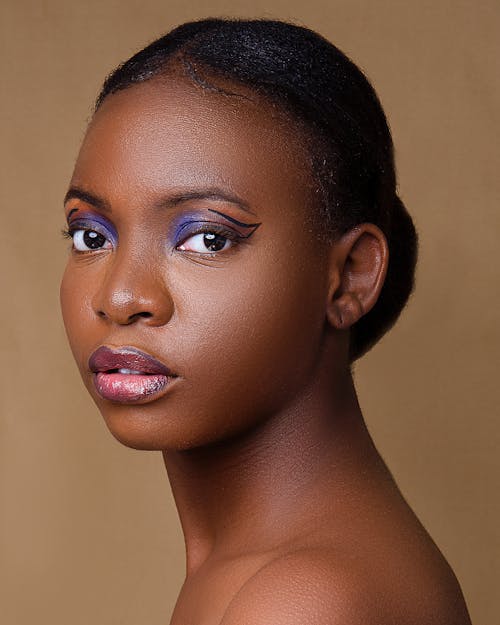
[1,1,498,623]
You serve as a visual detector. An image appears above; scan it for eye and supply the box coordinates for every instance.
[176,228,238,254]
[172,212,262,257]
[70,228,113,251]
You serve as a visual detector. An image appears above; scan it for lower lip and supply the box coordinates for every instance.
[93,372,175,403]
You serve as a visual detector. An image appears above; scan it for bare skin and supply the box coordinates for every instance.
[60,73,472,624]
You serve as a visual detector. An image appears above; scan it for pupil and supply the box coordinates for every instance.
[203,233,227,251]
[84,230,106,249]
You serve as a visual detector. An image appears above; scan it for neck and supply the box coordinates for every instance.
[162,367,383,575]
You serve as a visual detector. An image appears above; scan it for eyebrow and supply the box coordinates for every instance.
[64,187,110,211]
[63,186,257,216]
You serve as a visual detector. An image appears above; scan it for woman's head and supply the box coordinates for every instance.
[60,18,417,450]
[95,17,418,361]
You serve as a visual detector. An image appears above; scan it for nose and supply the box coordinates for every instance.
[92,249,174,327]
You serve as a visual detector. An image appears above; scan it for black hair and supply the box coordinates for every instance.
[95,17,418,361]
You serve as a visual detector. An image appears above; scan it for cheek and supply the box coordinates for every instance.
[174,254,327,421]
[60,265,96,371]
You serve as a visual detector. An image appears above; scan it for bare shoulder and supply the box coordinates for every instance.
[219,546,471,625]
[220,548,377,625]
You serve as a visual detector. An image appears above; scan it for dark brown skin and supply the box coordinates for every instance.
[60,74,472,625]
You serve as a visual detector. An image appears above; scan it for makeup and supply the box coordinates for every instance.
[63,209,118,251]
[169,209,261,252]
[207,209,261,230]
[89,346,178,403]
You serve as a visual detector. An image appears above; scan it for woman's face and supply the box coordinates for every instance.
[60,76,334,450]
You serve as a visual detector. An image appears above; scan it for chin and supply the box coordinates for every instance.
[98,407,222,452]
[108,429,168,451]
[103,419,183,451]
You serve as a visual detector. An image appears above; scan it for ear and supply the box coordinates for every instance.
[326,224,389,330]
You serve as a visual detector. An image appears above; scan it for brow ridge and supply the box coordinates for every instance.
[64,185,257,217]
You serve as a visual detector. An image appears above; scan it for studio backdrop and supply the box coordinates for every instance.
[1,1,498,624]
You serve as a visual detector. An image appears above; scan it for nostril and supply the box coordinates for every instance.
[95,310,153,323]
[128,311,153,322]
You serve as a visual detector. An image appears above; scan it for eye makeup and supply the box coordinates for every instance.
[207,209,262,230]
[61,207,261,253]
[63,210,118,247]
[169,209,261,249]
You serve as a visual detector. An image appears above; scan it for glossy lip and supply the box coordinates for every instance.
[88,346,178,404]
[89,345,175,375]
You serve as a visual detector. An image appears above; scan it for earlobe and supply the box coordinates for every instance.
[326,224,389,331]
[328,294,364,330]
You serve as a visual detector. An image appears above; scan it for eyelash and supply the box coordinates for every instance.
[61,221,249,255]
[173,222,244,250]
[61,226,114,252]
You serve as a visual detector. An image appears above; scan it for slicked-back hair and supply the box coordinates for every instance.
[95,18,418,361]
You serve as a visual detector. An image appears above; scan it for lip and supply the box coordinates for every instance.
[89,346,177,403]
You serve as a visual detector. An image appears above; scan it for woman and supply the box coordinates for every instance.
[60,18,472,624]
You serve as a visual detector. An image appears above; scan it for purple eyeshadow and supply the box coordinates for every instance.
[169,209,261,247]
[68,211,118,245]
[169,211,213,245]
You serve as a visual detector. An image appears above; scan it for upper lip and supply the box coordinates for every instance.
[89,346,175,376]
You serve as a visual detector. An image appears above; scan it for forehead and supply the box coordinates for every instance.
[73,76,314,209]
